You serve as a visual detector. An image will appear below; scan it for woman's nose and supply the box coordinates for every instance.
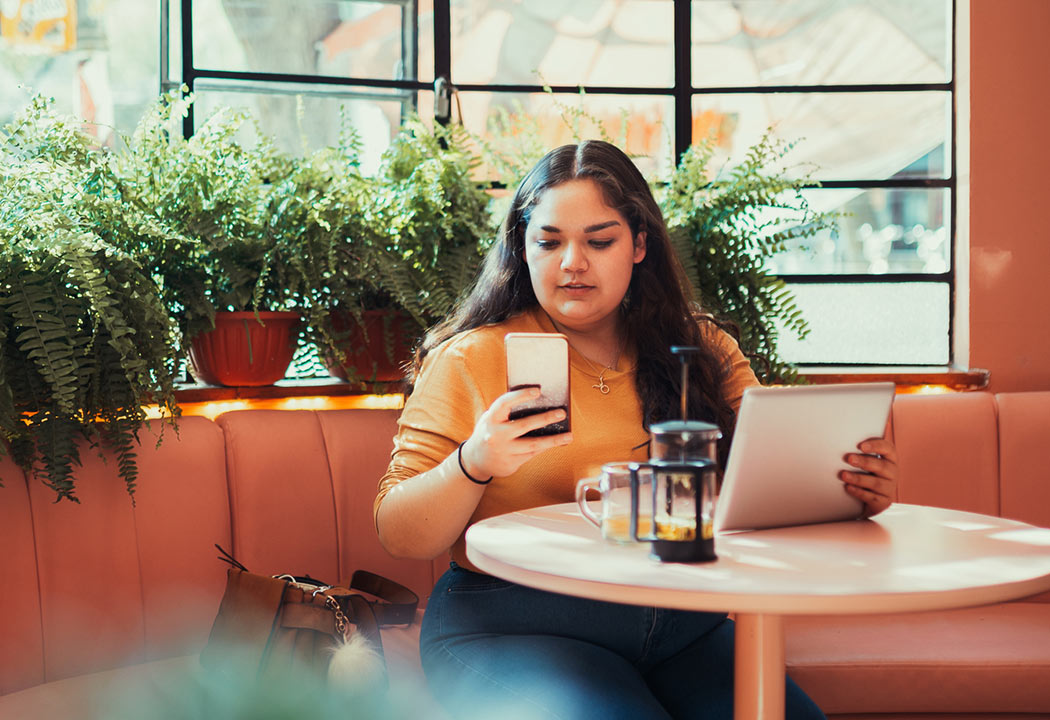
[560,241,587,272]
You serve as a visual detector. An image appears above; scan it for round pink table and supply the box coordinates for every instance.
[465,502,1050,720]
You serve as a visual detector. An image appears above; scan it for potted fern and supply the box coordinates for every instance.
[113,92,312,386]
[659,134,835,383]
[0,96,181,502]
[319,118,495,385]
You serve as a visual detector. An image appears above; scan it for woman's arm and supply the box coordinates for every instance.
[376,387,572,559]
[375,450,489,560]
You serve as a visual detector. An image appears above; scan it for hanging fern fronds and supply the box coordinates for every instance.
[1,95,181,501]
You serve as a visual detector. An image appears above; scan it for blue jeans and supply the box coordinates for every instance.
[420,564,825,720]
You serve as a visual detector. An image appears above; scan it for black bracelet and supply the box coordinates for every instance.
[457,441,493,485]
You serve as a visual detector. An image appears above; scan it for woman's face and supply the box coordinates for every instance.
[523,178,646,335]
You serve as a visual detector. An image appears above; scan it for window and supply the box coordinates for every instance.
[1,0,160,143]
[4,1,955,369]
[434,0,956,366]
[687,1,955,366]
[162,0,431,173]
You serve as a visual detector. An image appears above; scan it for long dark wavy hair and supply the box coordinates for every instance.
[415,140,739,462]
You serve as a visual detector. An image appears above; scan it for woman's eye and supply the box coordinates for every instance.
[589,239,614,249]
[536,239,560,249]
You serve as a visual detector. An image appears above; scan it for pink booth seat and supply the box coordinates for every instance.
[889,392,1000,516]
[214,409,445,595]
[786,391,1050,715]
[0,451,44,696]
[4,392,1049,719]
[0,416,229,697]
[0,410,445,719]
[786,603,1050,716]
[997,391,1050,530]
[996,391,1050,605]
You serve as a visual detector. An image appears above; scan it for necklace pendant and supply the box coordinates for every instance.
[592,376,610,395]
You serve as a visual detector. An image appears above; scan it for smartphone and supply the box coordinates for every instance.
[505,332,571,437]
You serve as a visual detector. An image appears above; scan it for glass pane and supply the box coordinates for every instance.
[194,84,412,174]
[692,92,950,181]
[1,0,159,140]
[691,0,951,87]
[451,91,675,182]
[776,282,950,365]
[192,0,429,82]
[451,0,674,87]
[767,188,950,275]
[165,0,182,85]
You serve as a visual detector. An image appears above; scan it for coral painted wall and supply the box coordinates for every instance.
[969,0,1050,392]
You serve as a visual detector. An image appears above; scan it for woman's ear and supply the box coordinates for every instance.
[633,231,647,264]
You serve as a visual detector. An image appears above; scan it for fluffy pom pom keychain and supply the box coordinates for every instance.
[328,627,387,692]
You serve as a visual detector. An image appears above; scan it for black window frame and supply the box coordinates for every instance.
[165,0,956,369]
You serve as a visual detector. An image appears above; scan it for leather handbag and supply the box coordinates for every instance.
[200,546,418,692]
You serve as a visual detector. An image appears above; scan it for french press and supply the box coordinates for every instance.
[629,346,721,562]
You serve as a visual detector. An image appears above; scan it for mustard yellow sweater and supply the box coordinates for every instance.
[375,307,759,570]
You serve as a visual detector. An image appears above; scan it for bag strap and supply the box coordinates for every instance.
[211,545,419,628]
[346,570,419,626]
[345,593,383,650]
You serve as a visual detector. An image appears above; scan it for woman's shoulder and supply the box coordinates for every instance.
[694,312,742,353]
[425,308,544,367]
[692,311,761,405]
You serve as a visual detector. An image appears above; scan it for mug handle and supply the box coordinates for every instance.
[575,477,602,529]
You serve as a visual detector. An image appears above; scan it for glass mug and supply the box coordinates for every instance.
[575,462,654,544]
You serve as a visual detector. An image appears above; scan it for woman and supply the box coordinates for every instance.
[375,140,898,719]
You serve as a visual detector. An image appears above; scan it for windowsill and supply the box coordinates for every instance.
[799,367,989,393]
[163,367,990,418]
[172,377,406,403]
[163,378,407,419]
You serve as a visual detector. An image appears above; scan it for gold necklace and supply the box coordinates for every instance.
[543,312,624,395]
[573,343,623,395]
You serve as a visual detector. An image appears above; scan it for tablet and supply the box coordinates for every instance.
[714,382,895,533]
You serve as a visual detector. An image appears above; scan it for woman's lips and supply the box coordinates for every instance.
[560,284,595,296]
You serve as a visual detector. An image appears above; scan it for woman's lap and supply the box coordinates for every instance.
[420,565,825,720]
[427,633,672,720]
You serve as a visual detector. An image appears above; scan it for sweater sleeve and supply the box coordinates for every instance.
[373,333,498,522]
[700,322,761,413]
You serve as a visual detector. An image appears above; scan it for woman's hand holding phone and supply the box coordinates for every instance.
[459,387,574,481]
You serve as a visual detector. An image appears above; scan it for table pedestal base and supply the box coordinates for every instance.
[735,613,785,720]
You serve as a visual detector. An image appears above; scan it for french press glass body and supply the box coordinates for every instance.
[628,346,721,562]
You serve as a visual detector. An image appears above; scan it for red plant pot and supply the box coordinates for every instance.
[189,311,301,387]
[328,309,419,383]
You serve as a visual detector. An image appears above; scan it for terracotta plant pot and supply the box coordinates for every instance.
[189,311,301,387]
[327,309,419,384]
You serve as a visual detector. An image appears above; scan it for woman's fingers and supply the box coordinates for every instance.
[842,478,892,517]
[464,390,573,480]
[840,468,892,497]
[508,407,569,437]
[840,435,899,518]
[491,386,543,420]
[845,453,897,482]
[858,436,899,464]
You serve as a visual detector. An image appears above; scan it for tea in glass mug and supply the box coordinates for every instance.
[575,462,653,543]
